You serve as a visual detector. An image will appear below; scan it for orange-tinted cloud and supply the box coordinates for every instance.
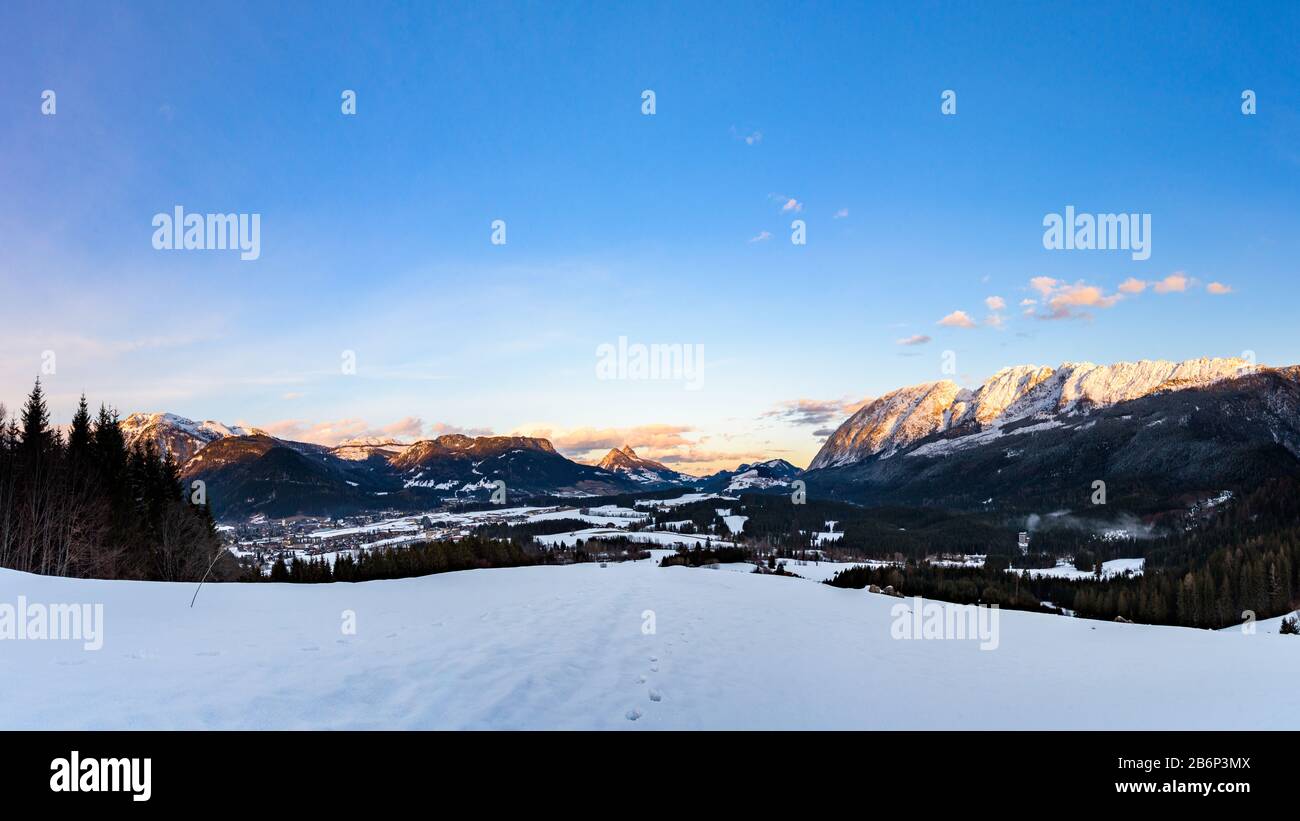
[1153,272,1190,293]
[938,310,977,328]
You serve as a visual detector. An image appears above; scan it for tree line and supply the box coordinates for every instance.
[0,380,222,581]
[262,536,539,583]
[825,478,1300,629]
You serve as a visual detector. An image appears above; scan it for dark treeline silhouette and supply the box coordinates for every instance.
[659,545,752,568]
[0,380,222,581]
[260,535,661,583]
[262,536,538,583]
[825,564,1058,614]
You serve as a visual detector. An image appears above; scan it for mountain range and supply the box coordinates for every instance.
[805,356,1300,511]
[120,356,1300,520]
[119,415,787,519]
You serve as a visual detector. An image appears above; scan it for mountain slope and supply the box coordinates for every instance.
[393,435,634,497]
[811,357,1258,468]
[180,435,389,518]
[806,363,1300,510]
[596,445,692,486]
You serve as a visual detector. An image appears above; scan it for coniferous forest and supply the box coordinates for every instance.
[0,379,222,581]
[827,477,1300,630]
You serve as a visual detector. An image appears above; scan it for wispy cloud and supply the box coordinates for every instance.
[1026,278,1123,320]
[1206,281,1233,295]
[764,397,870,427]
[769,193,803,213]
[748,230,772,243]
[896,334,932,346]
[833,208,849,219]
[938,310,977,328]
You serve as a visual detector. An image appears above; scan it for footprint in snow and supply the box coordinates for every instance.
[625,709,642,721]
[650,665,659,673]
[637,675,647,684]
[385,632,398,639]
[649,689,663,702]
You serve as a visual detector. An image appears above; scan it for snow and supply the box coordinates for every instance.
[725,469,791,492]
[1009,558,1145,580]
[526,507,649,527]
[4,558,1299,729]
[721,516,748,535]
[1217,610,1300,635]
[907,420,1065,458]
[534,528,736,549]
[929,554,985,568]
[635,493,736,509]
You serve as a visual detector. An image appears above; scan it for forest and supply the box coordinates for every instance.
[0,380,223,581]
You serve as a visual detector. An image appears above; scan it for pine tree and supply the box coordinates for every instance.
[67,394,92,462]
[18,378,53,457]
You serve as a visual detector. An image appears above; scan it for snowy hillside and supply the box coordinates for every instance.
[810,356,1262,468]
[3,557,1297,730]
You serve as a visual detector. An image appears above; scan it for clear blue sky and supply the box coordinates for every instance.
[1,0,1297,472]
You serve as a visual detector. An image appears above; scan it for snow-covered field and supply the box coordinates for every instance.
[534,528,736,549]
[2,557,1297,730]
[1010,558,1145,580]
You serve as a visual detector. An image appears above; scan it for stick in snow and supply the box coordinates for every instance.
[190,548,228,608]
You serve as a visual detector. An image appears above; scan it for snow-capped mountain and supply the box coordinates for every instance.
[120,412,262,464]
[805,358,1300,510]
[810,357,1260,469]
[595,445,692,486]
[699,458,802,493]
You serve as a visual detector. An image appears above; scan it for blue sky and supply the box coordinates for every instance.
[1,0,1297,472]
